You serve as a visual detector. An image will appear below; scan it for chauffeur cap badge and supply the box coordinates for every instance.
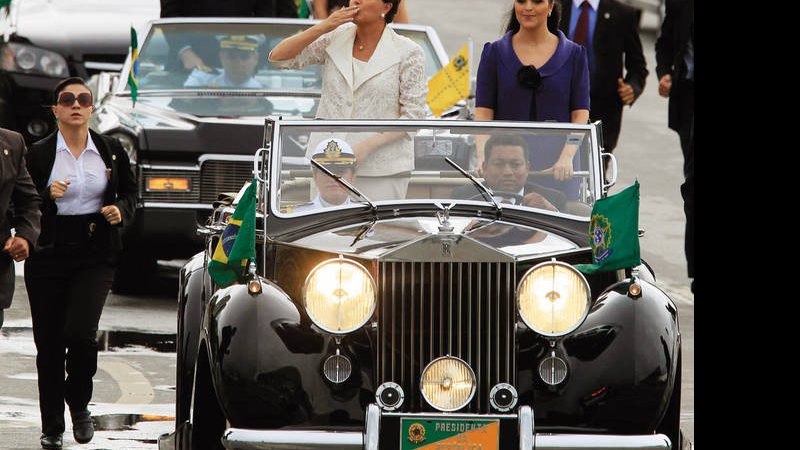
[311,138,357,166]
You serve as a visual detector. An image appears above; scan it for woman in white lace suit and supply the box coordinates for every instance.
[269,0,425,200]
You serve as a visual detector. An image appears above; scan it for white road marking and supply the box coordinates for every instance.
[99,357,155,404]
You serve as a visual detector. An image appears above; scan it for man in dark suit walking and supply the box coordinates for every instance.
[0,127,41,329]
[559,0,648,172]
[655,0,693,292]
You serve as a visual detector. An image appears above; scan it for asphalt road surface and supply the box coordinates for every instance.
[0,2,693,449]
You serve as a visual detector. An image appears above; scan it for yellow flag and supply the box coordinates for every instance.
[427,43,470,117]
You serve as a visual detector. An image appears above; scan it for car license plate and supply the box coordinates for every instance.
[400,417,499,450]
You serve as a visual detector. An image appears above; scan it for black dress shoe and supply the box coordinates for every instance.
[71,410,95,444]
[40,433,62,450]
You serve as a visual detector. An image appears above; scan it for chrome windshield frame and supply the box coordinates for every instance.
[268,118,602,221]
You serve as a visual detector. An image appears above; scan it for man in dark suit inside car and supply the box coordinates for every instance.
[453,135,567,212]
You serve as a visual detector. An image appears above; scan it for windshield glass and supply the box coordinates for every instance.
[127,22,444,117]
[273,122,598,219]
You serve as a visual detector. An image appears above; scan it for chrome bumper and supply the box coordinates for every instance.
[220,404,672,450]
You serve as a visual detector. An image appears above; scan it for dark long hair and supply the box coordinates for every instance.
[504,0,562,35]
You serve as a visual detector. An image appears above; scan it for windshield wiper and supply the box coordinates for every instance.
[310,159,377,217]
[444,157,502,218]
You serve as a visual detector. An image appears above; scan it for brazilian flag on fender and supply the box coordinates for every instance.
[575,180,640,274]
[208,179,257,287]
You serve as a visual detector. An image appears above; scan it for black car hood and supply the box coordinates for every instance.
[13,0,159,59]
[289,216,580,261]
[94,98,271,156]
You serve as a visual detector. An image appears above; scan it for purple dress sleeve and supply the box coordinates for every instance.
[570,44,591,113]
[475,42,498,111]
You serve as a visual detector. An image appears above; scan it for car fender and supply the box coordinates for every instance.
[517,278,681,433]
[175,251,207,425]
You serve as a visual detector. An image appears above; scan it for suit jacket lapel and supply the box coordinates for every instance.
[593,0,612,47]
[89,130,117,205]
[352,26,401,91]
[325,26,355,91]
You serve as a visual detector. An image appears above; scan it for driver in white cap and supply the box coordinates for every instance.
[184,34,265,88]
[292,138,358,212]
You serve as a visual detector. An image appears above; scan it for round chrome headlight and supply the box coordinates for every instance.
[420,356,476,412]
[303,258,376,334]
[517,261,591,336]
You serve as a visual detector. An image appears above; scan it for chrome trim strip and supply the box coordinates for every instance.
[364,404,380,450]
[534,434,671,450]
[85,62,123,71]
[382,411,517,419]
[221,429,362,450]
[142,202,212,209]
[518,405,534,450]
[199,154,257,164]
[140,164,199,171]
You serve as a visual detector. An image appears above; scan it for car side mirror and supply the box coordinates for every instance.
[601,152,617,193]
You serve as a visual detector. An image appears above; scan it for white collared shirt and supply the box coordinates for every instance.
[48,131,108,215]
[493,187,525,205]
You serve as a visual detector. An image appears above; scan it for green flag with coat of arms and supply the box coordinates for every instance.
[575,180,641,274]
[207,179,257,287]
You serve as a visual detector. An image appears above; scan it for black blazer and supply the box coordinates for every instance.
[451,182,567,212]
[160,0,298,18]
[559,0,648,151]
[25,130,137,254]
[0,128,41,309]
[655,0,693,132]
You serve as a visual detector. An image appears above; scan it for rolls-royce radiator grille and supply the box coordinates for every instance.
[377,261,516,413]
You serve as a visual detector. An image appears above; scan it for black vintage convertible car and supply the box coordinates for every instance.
[159,118,683,450]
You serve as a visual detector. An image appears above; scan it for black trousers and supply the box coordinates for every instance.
[24,245,115,436]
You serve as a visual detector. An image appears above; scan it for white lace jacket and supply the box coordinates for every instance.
[269,23,427,176]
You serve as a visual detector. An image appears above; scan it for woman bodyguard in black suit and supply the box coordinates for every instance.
[24,77,137,450]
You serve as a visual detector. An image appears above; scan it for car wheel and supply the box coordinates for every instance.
[190,346,226,450]
[657,350,683,450]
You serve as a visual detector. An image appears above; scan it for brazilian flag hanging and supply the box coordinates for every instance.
[208,179,257,287]
[128,26,139,107]
[575,180,641,274]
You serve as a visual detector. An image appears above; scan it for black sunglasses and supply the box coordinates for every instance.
[517,65,542,90]
[57,92,93,108]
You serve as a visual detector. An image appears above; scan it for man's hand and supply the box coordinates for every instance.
[617,78,635,105]
[521,192,558,212]
[658,74,672,98]
[180,48,212,72]
[3,236,30,262]
[49,179,70,199]
[100,205,122,225]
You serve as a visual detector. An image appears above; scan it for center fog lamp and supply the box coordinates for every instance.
[420,356,476,411]
[303,258,376,334]
[517,261,591,336]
